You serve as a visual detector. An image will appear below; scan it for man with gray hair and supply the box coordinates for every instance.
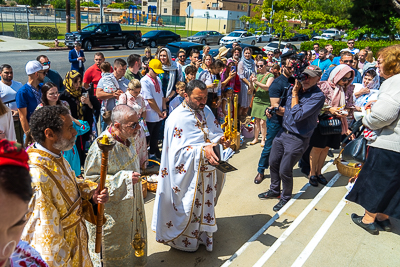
[152,80,230,252]
[84,104,148,266]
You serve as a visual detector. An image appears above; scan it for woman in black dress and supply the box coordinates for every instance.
[60,70,100,165]
[346,45,400,235]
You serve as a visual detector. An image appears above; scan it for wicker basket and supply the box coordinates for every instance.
[333,149,362,178]
[141,159,160,193]
[141,179,148,199]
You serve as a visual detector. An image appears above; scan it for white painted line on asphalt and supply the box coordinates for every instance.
[291,194,347,267]
[252,173,341,267]
[221,160,334,267]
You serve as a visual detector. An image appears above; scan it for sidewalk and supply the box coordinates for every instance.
[0,35,64,52]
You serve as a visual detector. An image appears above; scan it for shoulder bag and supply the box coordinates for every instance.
[342,119,367,163]
[318,113,342,135]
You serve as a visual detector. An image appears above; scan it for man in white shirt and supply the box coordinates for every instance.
[141,59,167,160]
[96,58,130,131]
[340,39,360,55]
[0,64,23,143]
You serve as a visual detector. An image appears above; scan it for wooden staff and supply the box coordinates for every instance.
[95,135,115,253]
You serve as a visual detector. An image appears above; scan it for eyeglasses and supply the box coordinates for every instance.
[341,77,352,82]
[342,60,354,64]
[126,122,139,129]
[42,61,51,65]
[347,42,354,44]
[179,55,186,58]
[267,54,273,56]
[257,65,265,68]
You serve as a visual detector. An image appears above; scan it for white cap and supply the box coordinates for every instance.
[25,60,43,75]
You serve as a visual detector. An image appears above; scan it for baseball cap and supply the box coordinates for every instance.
[273,49,280,54]
[25,60,43,75]
[303,65,322,77]
[148,59,164,74]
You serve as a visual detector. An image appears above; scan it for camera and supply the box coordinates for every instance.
[265,106,280,116]
[288,53,309,84]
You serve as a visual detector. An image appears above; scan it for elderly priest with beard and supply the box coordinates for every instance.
[152,80,230,252]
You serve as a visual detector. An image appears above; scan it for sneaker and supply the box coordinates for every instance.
[258,190,280,199]
[273,199,288,212]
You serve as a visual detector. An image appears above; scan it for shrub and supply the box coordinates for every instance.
[107,1,135,8]
[81,1,97,7]
[9,1,16,6]
[14,25,59,40]
[300,40,400,57]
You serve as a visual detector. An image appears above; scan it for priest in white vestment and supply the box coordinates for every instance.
[152,80,230,252]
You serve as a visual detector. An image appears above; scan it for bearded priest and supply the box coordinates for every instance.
[152,80,230,252]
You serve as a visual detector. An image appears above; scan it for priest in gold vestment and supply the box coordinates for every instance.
[21,106,109,267]
[84,105,147,267]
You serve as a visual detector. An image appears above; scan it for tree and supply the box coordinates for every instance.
[50,0,75,9]
[348,0,399,40]
[241,0,351,47]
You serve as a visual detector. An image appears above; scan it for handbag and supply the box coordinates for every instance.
[318,114,342,135]
[342,121,367,163]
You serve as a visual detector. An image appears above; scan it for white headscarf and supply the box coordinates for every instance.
[160,48,179,97]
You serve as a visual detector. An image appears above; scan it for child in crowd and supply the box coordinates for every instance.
[100,62,119,124]
[169,81,186,114]
[218,87,234,125]
[185,65,197,83]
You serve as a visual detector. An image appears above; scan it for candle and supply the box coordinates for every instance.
[228,96,232,131]
[234,95,238,132]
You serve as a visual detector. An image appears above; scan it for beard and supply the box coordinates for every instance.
[187,98,205,111]
[53,135,76,151]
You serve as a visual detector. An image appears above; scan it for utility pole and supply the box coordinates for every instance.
[66,0,71,33]
[76,0,81,31]
[247,0,251,29]
[100,0,103,23]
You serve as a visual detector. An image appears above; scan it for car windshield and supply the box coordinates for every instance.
[194,32,206,36]
[324,30,335,34]
[228,32,242,37]
[267,43,279,48]
[143,31,158,37]
[82,25,98,32]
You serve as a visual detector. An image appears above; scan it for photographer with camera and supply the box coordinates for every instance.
[254,58,295,185]
[259,65,325,212]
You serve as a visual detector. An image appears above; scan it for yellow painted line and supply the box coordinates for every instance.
[105,53,145,59]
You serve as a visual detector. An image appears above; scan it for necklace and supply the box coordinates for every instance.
[183,101,211,143]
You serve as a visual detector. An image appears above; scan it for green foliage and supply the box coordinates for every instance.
[107,1,136,9]
[0,0,5,5]
[81,1,97,7]
[9,1,16,6]
[50,0,76,9]
[300,40,400,57]
[14,24,59,40]
[17,0,43,7]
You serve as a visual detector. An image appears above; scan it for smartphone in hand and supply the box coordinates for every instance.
[231,66,236,72]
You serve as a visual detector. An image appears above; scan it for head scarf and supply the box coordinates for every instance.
[159,48,179,98]
[63,70,84,120]
[362,67,380,90]
[0,139,29,170]
[240,48,256,76]
[318,64,354,134]
[354,67,380,107]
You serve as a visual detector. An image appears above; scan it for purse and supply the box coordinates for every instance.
[342,122,367,163]
[318,114,342,135]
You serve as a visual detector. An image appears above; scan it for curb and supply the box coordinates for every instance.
[0,47,70,52]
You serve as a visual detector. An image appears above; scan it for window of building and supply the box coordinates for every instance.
[164,8,167,13]
[176,9,180,14]
[164,0,167,2]
[242,5,244,10]
[237,4,240,9]
[187,2,191,6]
[212,3,218,7]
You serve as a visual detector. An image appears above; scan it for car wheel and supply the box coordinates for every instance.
[84,40,92,51]
[150,40,156,48]
[258,37,261,43]
[126,39,135,49]
[201,39,206,45]
[251,40,256,45]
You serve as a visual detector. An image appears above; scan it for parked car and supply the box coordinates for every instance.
[141,30,181,48]
[321,28,344,41]
[166,42,204,64]
[255,31,273,43]
[187,31,224,45]
[263,41,298,53]
[311,36,331,41]
[208,43,269,60]
[219,30,257,46]
[289,34,309,41]
[64,23,142,51]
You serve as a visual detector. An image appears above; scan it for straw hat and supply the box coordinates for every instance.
[214,46,230,59]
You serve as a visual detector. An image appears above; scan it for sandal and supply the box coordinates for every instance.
[250,140,258,145]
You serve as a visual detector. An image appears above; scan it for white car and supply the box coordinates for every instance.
[255,31,273,43]
[321,28,344,41]
[219,30,257,46]
[263,41,297,53]
[311,36,331,41]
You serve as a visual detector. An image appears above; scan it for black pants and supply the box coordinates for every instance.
[146,120,162,157]
[269,130,310,202]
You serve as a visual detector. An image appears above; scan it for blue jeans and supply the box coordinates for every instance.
[257,118,282,174]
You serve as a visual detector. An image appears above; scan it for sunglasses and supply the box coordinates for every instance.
[343,60,354,64]
[126,122,139,129]
[267,54,273,56]
[341,77,352,82]
[42,61,51,65]
[178,55,186,58]
[348,42,354,44]
[257,65,265,68]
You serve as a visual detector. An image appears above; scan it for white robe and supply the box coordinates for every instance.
[151,101,225,252]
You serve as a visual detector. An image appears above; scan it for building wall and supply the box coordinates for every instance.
[185,17,245,34]
[160,0,181,16]
[180,0,260,17]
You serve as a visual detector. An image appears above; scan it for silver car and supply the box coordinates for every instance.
[187,31,224,45]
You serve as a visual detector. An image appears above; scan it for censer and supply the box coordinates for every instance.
[131,230,146,257]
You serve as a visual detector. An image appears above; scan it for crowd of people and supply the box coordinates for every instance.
[0,39,400,266]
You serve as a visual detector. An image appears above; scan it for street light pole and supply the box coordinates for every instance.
[269,0,275,33]
[100,0,103,23]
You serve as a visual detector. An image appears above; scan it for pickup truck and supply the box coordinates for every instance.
[65,23,142,51]
[321,28,344,41]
